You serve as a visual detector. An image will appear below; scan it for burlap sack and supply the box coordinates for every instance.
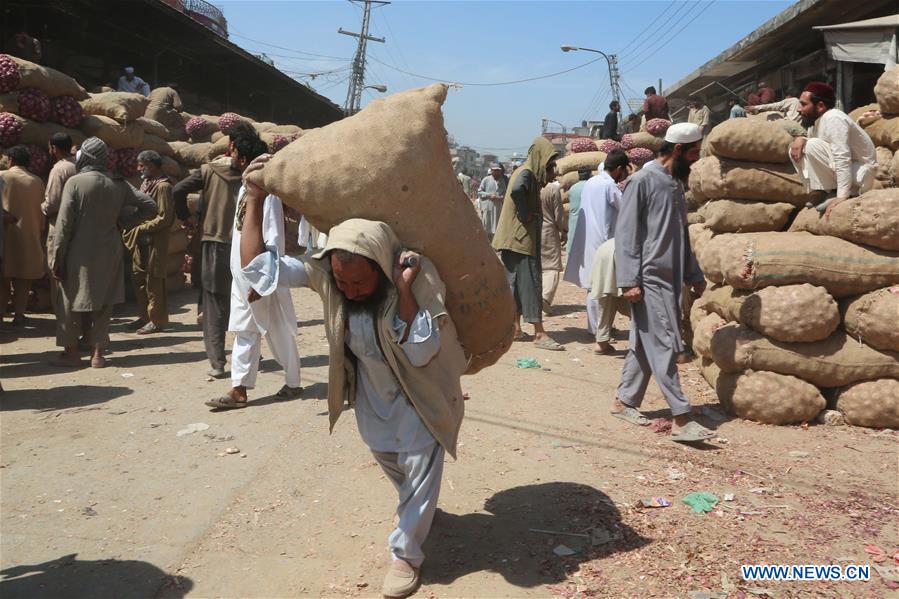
[685,189,706,210]
[852,106,899,150]
[891,150,899,186]
[701,283,839,343]
[716,370,825,425]
[141,134,173,157]
[80,92,149,122]
[872,147,895,189]
[0,91,18,113]
[210,131,225,143]
[694,156,811,205]
[246,84,516,374]
[160,155,184,181]
[842,287,899,352]
[787,190,899,251]
[692,310,726,359]
[687,161,708,204]
[686,212,704,225]
[135,117,170,141]
[208,134,230,159]
[835,379,899,429]
[706,118,792,163]
[688,223,714,268]
[80,114,144,149]
[694,233,750,286]
[561,189,569,205]
[252,121,277,134]
[169,141,212,167]
[719,231,899,298]
[11,56,88,99]
[709,323,899,387]
[16,116,85,147]
[874,65,899,115]
[698,199,794,233]
[556,151,607,176]
[626,131,663,152]
[266,124,303,135]
[145,88,186,142]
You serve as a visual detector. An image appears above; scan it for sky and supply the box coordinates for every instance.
[218,0,794,159]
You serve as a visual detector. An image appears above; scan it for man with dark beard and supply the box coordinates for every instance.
[609,123,713,443]
[238,173,467,597]
[789,81,876,218]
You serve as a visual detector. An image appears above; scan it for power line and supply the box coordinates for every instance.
[366,55,604,87]
[615,1,677,55]
[623,1,717,72]
[618,1,692,65]
[229,30,351,61]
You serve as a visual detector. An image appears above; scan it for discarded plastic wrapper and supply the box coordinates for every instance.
[515,358,540,369]
[638,496,672,508]
[682,492,719,513]
[552,544,577,557]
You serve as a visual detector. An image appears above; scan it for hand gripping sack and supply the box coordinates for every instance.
[247,84,516,373]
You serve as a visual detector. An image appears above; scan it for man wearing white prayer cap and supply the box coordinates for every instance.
[609,121,715,443]
[117,66,150,96]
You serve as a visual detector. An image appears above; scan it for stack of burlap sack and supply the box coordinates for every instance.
[246,83,516,374]
[847,65,899,189]
[687,71,899,429]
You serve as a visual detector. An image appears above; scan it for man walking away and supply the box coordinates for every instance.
[610,123,714,443]
[540,180,566,314]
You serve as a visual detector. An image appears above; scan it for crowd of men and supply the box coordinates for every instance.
[0,77,877,598]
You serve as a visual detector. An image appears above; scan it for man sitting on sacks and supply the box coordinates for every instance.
[237,167,467,598]
[789,81,876,218]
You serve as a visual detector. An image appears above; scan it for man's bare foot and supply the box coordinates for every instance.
[594,341,613,354]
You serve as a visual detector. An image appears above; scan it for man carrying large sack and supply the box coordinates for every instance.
[492,137,564,350]
[789,81,876,218]
[238,171,467,598]
[611,123,713,443]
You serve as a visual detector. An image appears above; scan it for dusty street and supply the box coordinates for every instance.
[1,279,897,599]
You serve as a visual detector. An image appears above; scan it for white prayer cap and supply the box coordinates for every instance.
[124,66,135,74]
[664,122,702,144]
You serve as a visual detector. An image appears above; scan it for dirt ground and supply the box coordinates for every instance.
[1,276,897,599]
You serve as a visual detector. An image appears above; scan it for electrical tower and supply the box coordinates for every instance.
[339,0,389,115]
[608,54,621,109]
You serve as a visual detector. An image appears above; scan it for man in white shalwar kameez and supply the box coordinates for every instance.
[205,186,302,408]
[563,150,630,340]
[611,123,715,443]
[789,81,876,218]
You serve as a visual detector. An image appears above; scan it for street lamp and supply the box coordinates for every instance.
[363,84,387,93]
[541,117,567,134]
[561,44,621,113]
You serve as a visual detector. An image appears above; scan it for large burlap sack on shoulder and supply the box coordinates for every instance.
[706,119,792,163]
[719,231,899,297]
[702,283,838,343]
[625,131,664,152]
[709,323,899,387]
[716,370,825,425]
[247,84,515,374]
[11,56,88,99]
[135,117,170,140]
[17,116,85,147]
[874,65,899,115]
[698,199,794,233]
[80,92,149,122]
[556,151,606,176]
[787,190,899,251]
[835,379,899,429]
[81,114,144,149]
[169,141,212,167]
[141,134,174,157]
[841,286,899,352]
[694,156,811,205]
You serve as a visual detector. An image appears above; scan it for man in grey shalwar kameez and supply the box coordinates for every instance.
[476,163,507,241]
[611,123,715,443]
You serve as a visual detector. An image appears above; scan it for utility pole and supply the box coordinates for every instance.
[339,0,389,116]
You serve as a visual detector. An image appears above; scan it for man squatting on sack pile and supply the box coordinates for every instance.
[236,158,468,599]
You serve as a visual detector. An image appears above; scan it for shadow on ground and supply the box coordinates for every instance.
[0,553,192,599]
[422,482,650,588]
[0,385,133,412]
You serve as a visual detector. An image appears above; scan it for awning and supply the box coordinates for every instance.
[814,15,899,68]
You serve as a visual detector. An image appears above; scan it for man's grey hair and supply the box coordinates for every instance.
[137,150,163,167]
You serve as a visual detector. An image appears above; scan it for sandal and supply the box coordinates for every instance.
[671,420,716,443]
[512,332,532,342]
[205,395,248,409]
[534,337,565,351]
[275,384,303,399]
[594,344,614,355]
[611,406,651,426]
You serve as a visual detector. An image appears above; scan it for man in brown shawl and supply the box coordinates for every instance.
[50,137,157,368]
[1,145,45,325]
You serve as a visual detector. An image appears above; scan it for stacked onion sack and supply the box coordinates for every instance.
[555,139,606,216]
[0,53,88,177]
[847,65,899,190]
[687,102,899,429]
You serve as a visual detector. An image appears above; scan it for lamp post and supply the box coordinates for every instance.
[561,44,621,114]
[362,84,387,93]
